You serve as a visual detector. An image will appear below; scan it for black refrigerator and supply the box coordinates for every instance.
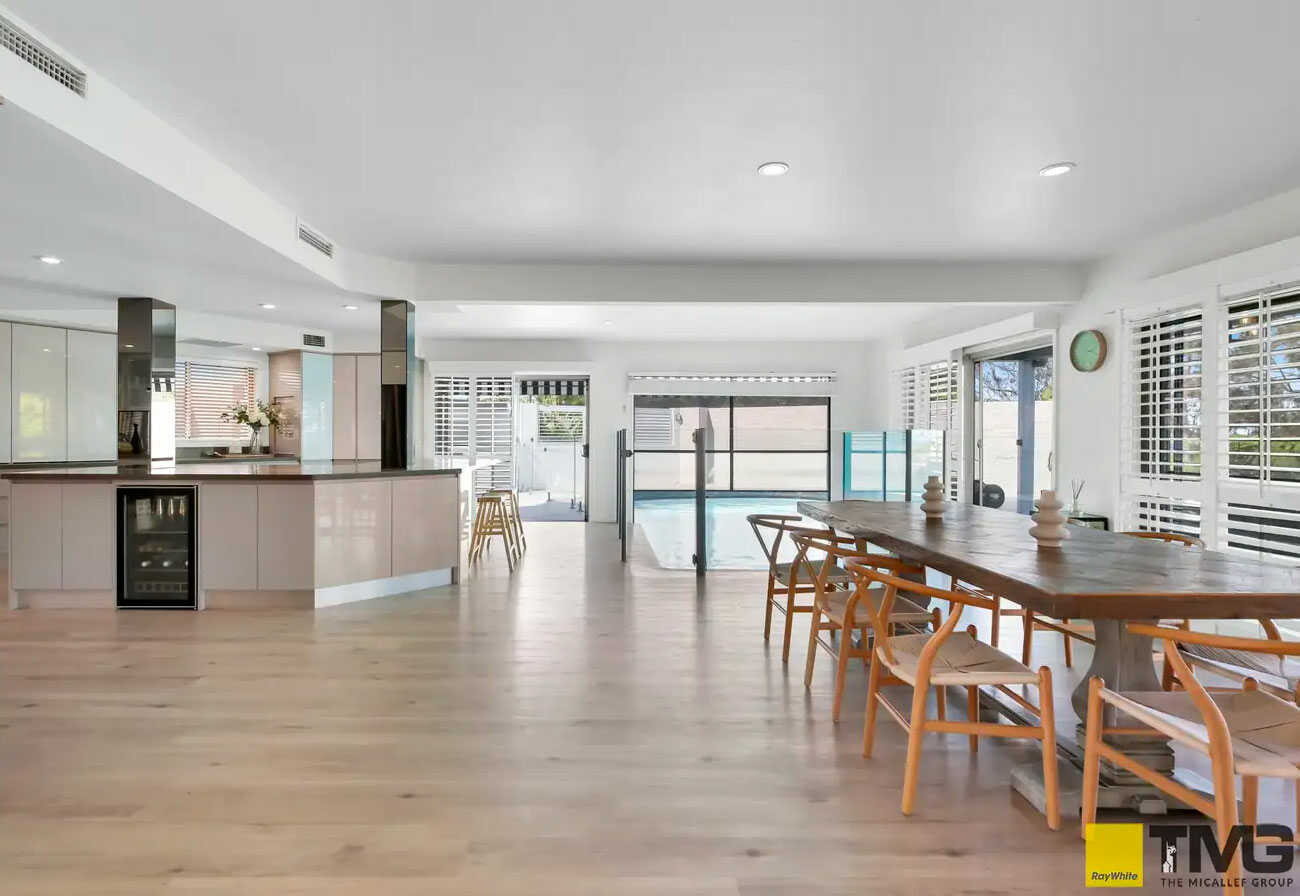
[117,487,198,609]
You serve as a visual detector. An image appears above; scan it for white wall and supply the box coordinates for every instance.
[422,337,889,523]
[907,185,1300,525]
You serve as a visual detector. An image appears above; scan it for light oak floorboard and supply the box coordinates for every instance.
[0,523,1271,894]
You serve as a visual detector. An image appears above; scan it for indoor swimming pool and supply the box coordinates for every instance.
[633,495,816,570]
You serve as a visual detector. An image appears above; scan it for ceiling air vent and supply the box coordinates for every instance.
[177,338,242,349]
[0,15,86,96]
[302,333,326,348]
[296,220,334,258]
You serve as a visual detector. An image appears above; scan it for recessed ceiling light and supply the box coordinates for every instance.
[251,346,262,351]
[1038,161,1076,177]
[343,304,359,311]
[757,161,789,177]
[602,320,614,326]
[36,255,62,265]
[259,303,276,309]
[41,348,50,352]
[122,343,135,349]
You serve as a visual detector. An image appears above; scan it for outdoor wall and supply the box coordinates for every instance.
[421,337,890,523]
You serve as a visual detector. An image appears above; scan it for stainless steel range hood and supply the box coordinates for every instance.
[117,297,176,465]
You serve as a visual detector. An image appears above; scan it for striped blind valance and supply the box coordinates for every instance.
[519,378,587,397]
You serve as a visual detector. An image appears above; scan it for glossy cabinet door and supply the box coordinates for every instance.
[332,354,357,460]
[0,322,11,464]
[300,352,334,461]
[12,324,68,462]
[67,330,117,461]
[356,354,381,460]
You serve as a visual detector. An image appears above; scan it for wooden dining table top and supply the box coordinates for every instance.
[797,500,1300,620]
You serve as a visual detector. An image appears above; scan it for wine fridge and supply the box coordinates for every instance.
[117,487,198,609]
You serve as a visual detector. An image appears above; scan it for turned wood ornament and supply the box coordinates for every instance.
[1029,489,1069,548]
[921,475,947,521]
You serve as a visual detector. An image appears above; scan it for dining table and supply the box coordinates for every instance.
[797,498,1300,810]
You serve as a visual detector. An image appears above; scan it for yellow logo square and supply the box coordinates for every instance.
[1085,823,1143,887]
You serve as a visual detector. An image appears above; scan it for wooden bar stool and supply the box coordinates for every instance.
[469,493,517,571]
[487,488,526,554]
[852,560,1061,830]
[792,531,938,722]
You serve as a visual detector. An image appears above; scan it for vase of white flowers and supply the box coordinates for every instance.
[221,400,283,454]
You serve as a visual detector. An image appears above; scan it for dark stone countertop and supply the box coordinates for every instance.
[1,460,464,482]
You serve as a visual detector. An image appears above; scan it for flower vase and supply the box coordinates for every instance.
[247,426,262,455]
[1029,489,1070,548]
[921,475,947,521]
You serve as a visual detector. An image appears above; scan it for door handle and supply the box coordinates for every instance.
[1048,450,1054,472]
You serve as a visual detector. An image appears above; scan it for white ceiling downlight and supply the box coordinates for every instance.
[259,303,276,309]
[35,254,61,264]
[1038,161,1076,177]
[757,161,789,177]
[342,304,359,310]
[0,13,86,96]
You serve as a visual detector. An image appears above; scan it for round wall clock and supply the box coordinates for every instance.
[1069,329,1107,372]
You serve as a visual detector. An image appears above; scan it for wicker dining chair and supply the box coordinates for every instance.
[851,560,1061,830]
[747,514,848,662]
[790,531,938,722]
[1082,624,1300,896]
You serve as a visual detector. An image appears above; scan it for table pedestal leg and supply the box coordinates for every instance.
[1072,619,1176,794]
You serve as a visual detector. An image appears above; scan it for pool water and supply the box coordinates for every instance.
[634,496,818,570]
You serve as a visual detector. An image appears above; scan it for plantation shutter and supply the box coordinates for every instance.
[473,376,514,494]
[1120,305,1204,536]
[174,361,257,440]
[892,368,918,428]
[431,375,471,456]
[1215,287,1300,560]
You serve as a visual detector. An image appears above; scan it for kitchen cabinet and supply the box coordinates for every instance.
[356,354,381,460]
[67,329,117,461]
[0,323,11,464]
[12,324,68,462]
[332,354,357,460]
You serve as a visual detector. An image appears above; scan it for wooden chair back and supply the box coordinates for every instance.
[846,562,997,670]
[788,530,913,613]
[746,514,802,578]
[1121,530,1203,548]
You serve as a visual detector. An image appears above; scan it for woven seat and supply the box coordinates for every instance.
[821,586,930,628]
[884,631,1040,687]
[1177,643,1300,696]
[1104,688,1300,778]
[774,558,848,587]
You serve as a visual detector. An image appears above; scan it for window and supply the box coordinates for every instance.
[891,360,961,500]
[892,367,918,428]
[174,361,257,441]
[431,374,514,495]
[431,376,471,456]
[1221,290,1300,483]
[632,395,830,495]
[1120,305,1204,537]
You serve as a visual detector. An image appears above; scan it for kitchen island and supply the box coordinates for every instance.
[5,461,464,610]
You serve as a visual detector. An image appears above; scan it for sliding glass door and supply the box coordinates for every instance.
[973,347,1054,514]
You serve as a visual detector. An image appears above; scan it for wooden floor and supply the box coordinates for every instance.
[0,522,1239,894]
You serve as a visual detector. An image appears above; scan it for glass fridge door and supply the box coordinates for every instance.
[117,487,197,609]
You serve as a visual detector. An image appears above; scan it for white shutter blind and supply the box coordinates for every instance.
[1220,289,1300,485]
[1120,305,1204,535]
[174,361,257,440]
[473,376,514,494]
[924,361,957,430]
[431,375,471,456]
[892,368,918,428]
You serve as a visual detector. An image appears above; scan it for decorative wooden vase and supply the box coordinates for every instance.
[1029,489,1070,548]
[921,475,947,522]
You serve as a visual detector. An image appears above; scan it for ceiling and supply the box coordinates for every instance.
[0,103,378,334]
[10,0,1300,265]
[0,92,1022,342]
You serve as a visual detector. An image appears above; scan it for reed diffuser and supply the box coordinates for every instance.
[1069,479,1085,516]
